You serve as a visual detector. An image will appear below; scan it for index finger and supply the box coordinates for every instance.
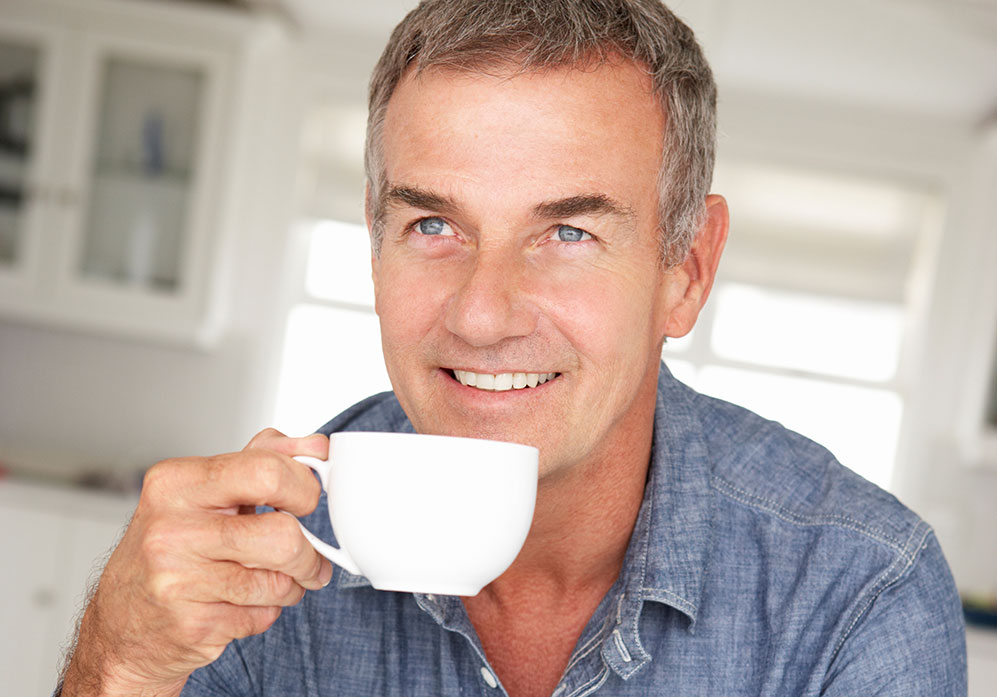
[245,428,329,459]
[165,449,323,516]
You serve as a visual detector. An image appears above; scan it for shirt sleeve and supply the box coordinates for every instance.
[180,635,262,697]
[821,532,968,696]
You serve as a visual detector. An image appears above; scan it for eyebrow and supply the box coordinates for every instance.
[385,186,459,215]
[385,185,635,223]
[532,194,635,223]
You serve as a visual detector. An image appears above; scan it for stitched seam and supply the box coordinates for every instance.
[612,629,632,662]
[627,596,651,667]
[564,611,614,674]
[712,475,912,559]
[828,521,932,663]
[638,587,696,617]
[568,665,610,697]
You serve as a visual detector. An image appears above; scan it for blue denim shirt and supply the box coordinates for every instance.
[184,365,966,696]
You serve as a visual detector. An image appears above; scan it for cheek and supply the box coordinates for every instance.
[537,268,660,365]
[375,263,450,347]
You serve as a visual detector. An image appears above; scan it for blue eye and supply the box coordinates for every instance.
[416,217,453,236]
[556,225,591,242]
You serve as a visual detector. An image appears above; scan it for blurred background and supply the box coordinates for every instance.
[0,0,995,694]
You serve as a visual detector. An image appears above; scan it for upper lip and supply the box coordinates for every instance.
[448,367,557,374]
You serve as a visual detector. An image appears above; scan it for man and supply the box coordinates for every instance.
[59,1,967,696]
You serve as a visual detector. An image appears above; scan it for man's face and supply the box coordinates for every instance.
[371,59,690,480]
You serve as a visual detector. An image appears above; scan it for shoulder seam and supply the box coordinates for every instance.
[711,475,919,560]
[828,523,934,663]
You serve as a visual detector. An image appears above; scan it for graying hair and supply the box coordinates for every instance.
[365,0,716,265]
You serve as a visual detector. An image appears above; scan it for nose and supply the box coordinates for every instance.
[443,248,537,347]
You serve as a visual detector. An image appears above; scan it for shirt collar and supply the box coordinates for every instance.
[625,363,716,627]
[597,364,716,681]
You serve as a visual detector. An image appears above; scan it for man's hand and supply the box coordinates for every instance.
[60,429,333,697]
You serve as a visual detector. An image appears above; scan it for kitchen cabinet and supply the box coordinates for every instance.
[0,0,282,346]
[0,480,135,696]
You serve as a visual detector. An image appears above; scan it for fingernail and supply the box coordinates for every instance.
[319,560,333,588]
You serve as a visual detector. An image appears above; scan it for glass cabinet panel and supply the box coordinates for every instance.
[0,39,39,268]
[80,57,203,292]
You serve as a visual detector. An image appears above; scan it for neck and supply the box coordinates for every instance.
[477,377,658,604]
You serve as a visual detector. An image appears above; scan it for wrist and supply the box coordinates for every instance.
[59,598,188,697]
[60,658,187,697]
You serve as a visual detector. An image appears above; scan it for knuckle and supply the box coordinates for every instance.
[141,460,178,500]
[249,455,285,500]
[140,518,177,562]
[246,427,285,449]
[147,569,183,604]
[217,513,248,555]
[228,567,294,606]
[176,611,210,647]
[244,606,282,636]
[271,515,306,565]
[225,570,259,605]
[266,570,296,599]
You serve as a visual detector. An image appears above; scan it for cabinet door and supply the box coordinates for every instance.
[0,17,64,306]
[51,32,230,344]
[0,504,64,697]
[40,514,126,695]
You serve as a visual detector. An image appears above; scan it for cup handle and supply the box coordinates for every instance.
[280,454,362,576]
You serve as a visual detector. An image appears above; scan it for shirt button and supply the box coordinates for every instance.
[480,667,498,688]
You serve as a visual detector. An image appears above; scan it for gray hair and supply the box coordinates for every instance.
[365,0,716,265]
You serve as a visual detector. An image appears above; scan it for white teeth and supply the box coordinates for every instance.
[453,370,558,391]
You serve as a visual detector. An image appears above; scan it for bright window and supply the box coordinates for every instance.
[272,221,390,436]
[663,161,939,490]
[710,284,904,382]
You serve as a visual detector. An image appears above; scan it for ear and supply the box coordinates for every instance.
[660,194,729,338]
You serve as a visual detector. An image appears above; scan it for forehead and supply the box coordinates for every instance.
[381,60,665,209]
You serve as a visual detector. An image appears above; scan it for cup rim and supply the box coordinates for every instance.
[330,430,539,455]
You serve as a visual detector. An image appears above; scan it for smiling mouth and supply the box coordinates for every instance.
[448,369,560,392]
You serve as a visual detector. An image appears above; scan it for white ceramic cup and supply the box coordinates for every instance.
[291,431,538,596]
